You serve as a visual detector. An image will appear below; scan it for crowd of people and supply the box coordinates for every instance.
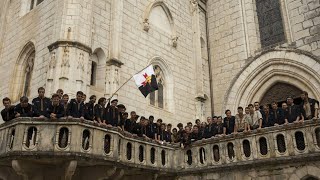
[1,87,319,147]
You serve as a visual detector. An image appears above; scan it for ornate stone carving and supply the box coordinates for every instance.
[77,52,85,71]
[61,47,70,77]
[143,18,150,32]
[172,36,179,48]
[49,51,56,69]
[190,0,198,14]
[25,57,34,73]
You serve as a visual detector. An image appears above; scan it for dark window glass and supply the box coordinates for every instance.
[256,0,286,48]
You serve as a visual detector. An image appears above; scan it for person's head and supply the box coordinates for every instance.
[172,128,178,134]
[56,89,64,98]
[160,123,166,131]
[62,94,69,104]
[76,91,84,102]
[111,99,118,107]
[237,107,243,114]
[195,119,201,126]
[51,94,60,105]
[130,111,136,119]
[2,97,11,109]
[117,104,126,113]
[167,124,172,132]
[149,115,154,122]
[212,116,218,124]
[82,94,87,102]
[217,116,222,124]
[254,102,260,110]
[271,102,278,110]
[207,116,212,124]
[98,97,107,106]
[282,102,288,109]
[20,96,29,107]
[301,91,308,100]
[248,104,254,113]
[263,105,269,114]
[185,126,191,134]
[89,95,96,104]
[123,112,129,119]
[134,115,140,121]
[157,119,163,126]
[140,116,146,124]
[201,121,207,128]
[225,109,231,118]
[245,107,250,114]
[38,87,45,98]
[187,122,192,128]
[286,96,294,105]
[193,125,199,133]
[177,123,183,131]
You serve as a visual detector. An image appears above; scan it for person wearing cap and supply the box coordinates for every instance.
[105,99,119,127]
[84,95,96,121]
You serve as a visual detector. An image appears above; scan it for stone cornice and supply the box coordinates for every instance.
[47,40,92,53]
[106,58,124,67]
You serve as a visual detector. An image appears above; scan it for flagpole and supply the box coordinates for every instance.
[107,64,152,102]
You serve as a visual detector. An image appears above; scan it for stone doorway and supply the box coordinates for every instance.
[260,82,302,106]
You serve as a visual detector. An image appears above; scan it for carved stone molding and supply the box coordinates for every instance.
[106,58,124,67]
[47,40,92,53]
[143,19,150,32]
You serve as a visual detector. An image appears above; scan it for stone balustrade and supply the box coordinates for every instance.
[0,118,320,179]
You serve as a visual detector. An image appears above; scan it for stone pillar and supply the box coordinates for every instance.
[47,41,92,97]
[190,0,205,120]
[106,0,124,98]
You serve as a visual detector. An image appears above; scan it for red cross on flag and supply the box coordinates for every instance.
[133,65,158,97]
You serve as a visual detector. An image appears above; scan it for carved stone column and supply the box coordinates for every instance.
[47,40,92,97]
[105,0,125,99]
[190,0,205,120]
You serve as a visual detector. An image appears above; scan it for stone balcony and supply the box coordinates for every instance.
[0,118,320,180]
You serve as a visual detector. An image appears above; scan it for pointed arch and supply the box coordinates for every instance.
[90,48,107,97]
[10,42,36,102]
[148,56,174,112]
[224,49,320,114]
[143,0,176,36]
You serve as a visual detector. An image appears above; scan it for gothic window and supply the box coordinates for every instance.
[256,0,286,48]
[90,61,97,86]
[11,42,35,102]
[150,65,165,109]
[29,0,44,10]
[23,54,34,96]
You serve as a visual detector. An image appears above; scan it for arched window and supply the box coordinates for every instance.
[255,0,286,48]
[11,42,35,102]
[90,61,97,86]
[90,48,107,96]
[150,65,165,108]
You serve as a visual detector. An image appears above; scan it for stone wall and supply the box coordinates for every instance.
[207,0,320,115]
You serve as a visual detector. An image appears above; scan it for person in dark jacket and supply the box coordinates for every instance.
[261,105,275,128]
[46,94,64,119]
[270,102,285,125]
[94,97,106,125]
[223,110,236,135]
[14,96,34,118]
[105,99,119,126]
[32,87,51,117]
[84,95,96,121]
[67,91,85,119]
[1,97,15,122]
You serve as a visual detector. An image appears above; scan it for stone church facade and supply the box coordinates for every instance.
[0,0,319,124]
